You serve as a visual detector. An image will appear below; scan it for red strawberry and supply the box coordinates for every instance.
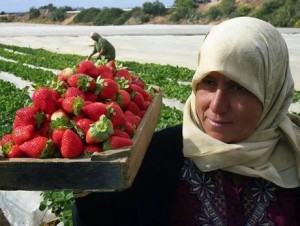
[131,91,146,110]
[116,89,131,109]
[124,121,135,137]
[96,78,119,100]
[71,114,85,122]
[67,74,81,87]
[107,60,116,73]
[75,118,94,135]
[131,75,145,89]
[19,136,54,158]
[126,101,141,117]
[81,102,107,121]
[61,96,84,115]
[77,60,98,77]
[12,125,35,145]
[52,128,66,148]
[124,110,141,127]
[85,91,99,102]
[85,115,114,144]
[0,134,13,147]
[102,135,133,151]
[68,74,95,92]
[5,144,26,158]
[13,106,39,128]
[60,129,84,158]
[114,68,132,81]
[97,65,114,79]
[32,87,57,115]
[57,67,76,82]
[84,145,102,157]
[65,87,86,100]
[106,102,126,128]
[130,84,153,102]
[113,129,130,139]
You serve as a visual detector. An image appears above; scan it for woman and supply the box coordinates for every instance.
[73,17,300,226]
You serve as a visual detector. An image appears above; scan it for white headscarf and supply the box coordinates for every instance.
[183,17,300,188]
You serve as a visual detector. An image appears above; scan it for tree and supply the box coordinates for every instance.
[29,7,40,19]
[142,1,167,16]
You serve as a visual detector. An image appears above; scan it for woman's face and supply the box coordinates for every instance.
[195,72,263,143]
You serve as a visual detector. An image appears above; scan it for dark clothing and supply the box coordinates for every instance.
[73,125,300,226]
[93,37,115,61]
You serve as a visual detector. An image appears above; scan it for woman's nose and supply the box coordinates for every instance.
[210,88,229,114]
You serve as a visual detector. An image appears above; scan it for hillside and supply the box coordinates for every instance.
[1,0,299,27]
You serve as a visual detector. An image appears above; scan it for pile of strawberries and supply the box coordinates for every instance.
[0,60,153,159]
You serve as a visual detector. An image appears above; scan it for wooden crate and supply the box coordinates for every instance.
[0,88,162,192]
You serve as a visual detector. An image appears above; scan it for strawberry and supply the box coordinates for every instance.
[116,89,131,109]
[0,134,13,147]
[81,102,107,121]
[131,91,146,110]
[84,145,102,157]
[86,115,114,144]
[60,129,84,158]
[106,102,126,128]
[12,125,35,145]
[97,65,114,79]
[113,129,130,139]
[84,91,99,102]
[61,96,84,115]
[96,78,119,101]
[32,87,57,115]
[68,74,96,92]
[57,67,76,82]
[131,75,145,89]
[126,101,141,117]
[19,136,54,158]
[124,121,135,138]
[67,74,81,87]
[13,106,39,129]
[124,110,141,127]
[75,118,94,135]
[5,144,26,158]
[102,135,133,151]
[114,68,132,81]
[52,128,66,148]
[107,60,116,73]
[64,87,86,100]
[50,109,69,121]
[130,84,153,102]
[77,60,98,78]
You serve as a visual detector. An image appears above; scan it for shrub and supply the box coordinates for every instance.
[231,4,252,17]
[29,7,41,19]
[73,8,101,24]
[205,6,223,20]
[50,8,66,22]
[142,1,167,16]
[93,8,126,25]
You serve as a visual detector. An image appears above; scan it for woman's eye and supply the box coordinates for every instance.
[229,82,245,91]
[202,78,215,86]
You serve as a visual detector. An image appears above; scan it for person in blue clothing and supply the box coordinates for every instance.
[73,17,300,226]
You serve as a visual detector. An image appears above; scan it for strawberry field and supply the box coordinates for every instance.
[0,43,299,225]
